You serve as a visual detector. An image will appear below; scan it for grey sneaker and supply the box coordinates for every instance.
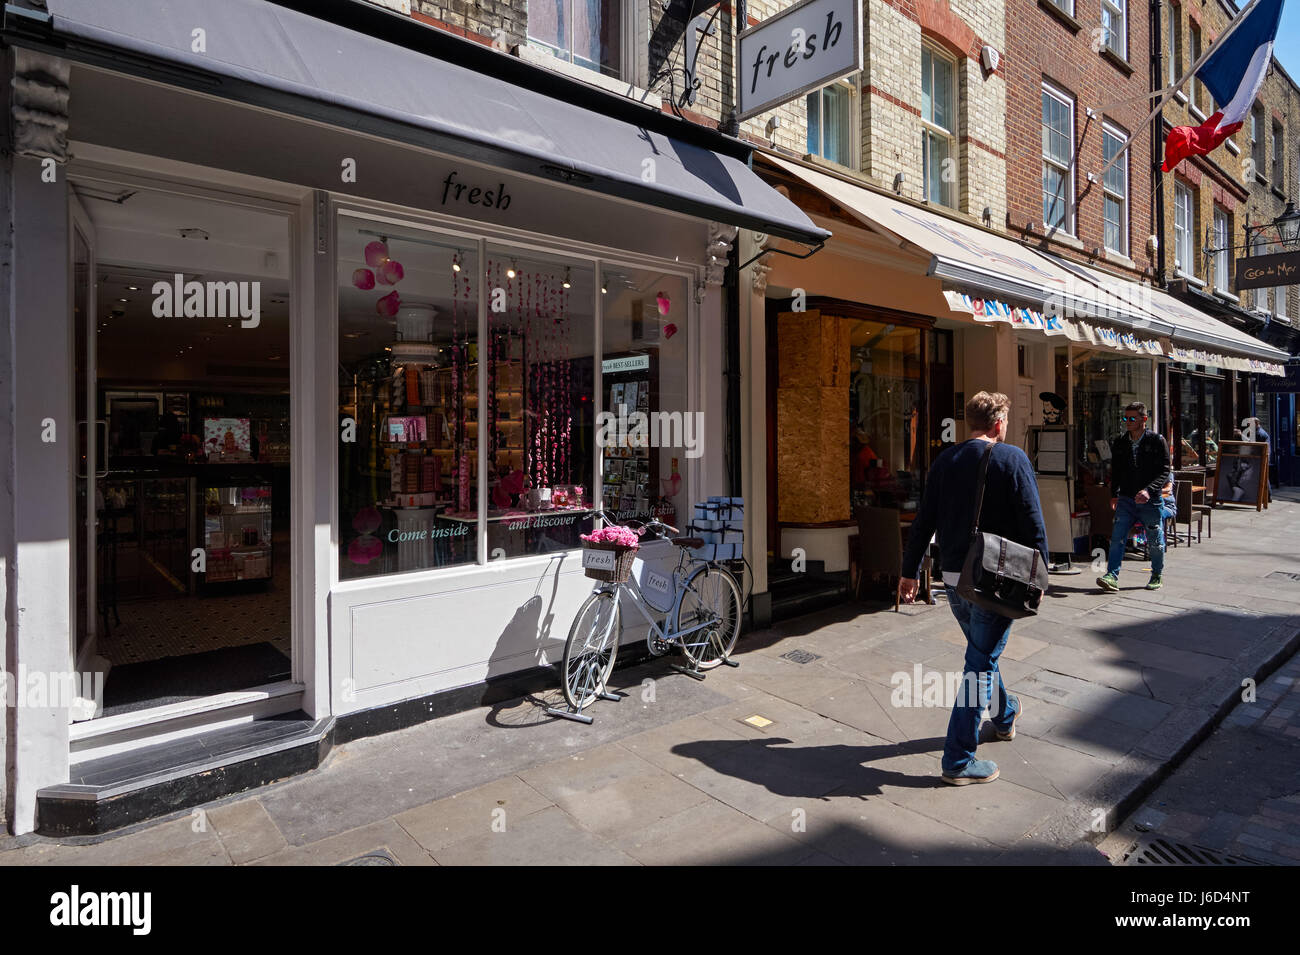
[1097,572,1119,592]
[995,699,1024,741]
[1146,573,1163,590]
[941,759,1000,785]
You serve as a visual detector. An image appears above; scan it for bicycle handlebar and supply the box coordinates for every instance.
[592,508,679,536]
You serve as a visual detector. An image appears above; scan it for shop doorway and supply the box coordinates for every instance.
[71,180,294,719]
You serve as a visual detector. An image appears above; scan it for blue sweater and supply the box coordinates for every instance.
[902,439,1050,578]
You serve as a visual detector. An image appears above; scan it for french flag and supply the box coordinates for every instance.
[1162,0,1286,172]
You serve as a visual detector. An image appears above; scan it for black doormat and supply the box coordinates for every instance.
[100,642,292,717]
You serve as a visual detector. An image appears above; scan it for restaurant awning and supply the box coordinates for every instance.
[764,154,1287,375]
[5,0,829,244]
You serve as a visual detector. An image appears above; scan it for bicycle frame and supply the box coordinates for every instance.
[598,548,721,650]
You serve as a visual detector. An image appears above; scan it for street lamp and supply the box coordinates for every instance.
[1274,201,1300,246]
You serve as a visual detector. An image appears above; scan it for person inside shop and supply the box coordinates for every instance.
[1097,401,1171,593]
[151,412,183,455]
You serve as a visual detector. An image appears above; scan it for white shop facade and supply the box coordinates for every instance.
[0,0,826,834]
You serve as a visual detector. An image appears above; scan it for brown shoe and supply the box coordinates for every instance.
[995,699,1024,741]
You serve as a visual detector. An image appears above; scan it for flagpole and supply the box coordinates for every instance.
[1092,0,1267,181]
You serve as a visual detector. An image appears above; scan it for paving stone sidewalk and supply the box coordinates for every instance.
[1100,647,1300,865]
[4,493,1300,865]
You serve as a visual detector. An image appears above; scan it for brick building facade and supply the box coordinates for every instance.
[1003,0,1156,284]
[1157,0,1300,328]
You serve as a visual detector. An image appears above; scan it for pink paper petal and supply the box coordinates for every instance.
[656,292,670,315]
[364,240,390,268]
[663,322,678,339]
[352,268,375,290]
[376,291,401,317]
[380,260,405,284]
[352,504,382,535]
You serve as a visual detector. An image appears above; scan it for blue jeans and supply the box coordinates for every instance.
[942,587,1019,774]
[1106,495,1165,577]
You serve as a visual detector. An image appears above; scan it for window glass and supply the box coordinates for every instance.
[922,48,956,208]
[1213,206,1229,290]
[848,321,924,515]
[528,0,621,78]
[337,217,478,578]
[599,268,692,526]
[1102,127,1126,253]
[1273,123,1284,185]
[1190,24,1203,110]
[1174,182,1192,271]
[1102,0,1125,58]
[807,83,853,167]
[1073,353,1153,487]
[1042,88,1072,230]
[483,244,596,558]
[1168,10,1182,85]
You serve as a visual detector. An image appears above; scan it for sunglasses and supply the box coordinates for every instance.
[1122,415,1146,422]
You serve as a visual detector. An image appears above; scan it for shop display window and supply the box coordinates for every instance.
[600,269,691,528]
[847,321,923,513]
[1072,353,1153,486]
[338,218,479,578]
[338,218,693,576]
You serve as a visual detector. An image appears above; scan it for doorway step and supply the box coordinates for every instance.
[37,710,332,836]
[768,558,850,622]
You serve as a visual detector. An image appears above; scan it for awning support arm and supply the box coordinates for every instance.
[737,238,826,272]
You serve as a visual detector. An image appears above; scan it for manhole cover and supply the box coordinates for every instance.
[781,649,822,664]
[1118,836,1262,866]
[1266,571,1300,581]
[339,850,398,866]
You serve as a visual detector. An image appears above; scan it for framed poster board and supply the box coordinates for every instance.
[1214,440,1268,510]
[1028,426,1070,476]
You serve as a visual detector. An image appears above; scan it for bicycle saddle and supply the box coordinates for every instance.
[671,537,705,549]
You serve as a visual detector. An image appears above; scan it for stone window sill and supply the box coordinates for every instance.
[515,45,663,110]
[1038,0,1082,32]
[1100,47,1135,76]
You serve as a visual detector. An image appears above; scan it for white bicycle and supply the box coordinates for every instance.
[557,511,743,716]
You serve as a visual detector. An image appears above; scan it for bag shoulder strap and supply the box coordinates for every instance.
[969,441,996,542]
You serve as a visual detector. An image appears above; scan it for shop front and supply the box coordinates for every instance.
[0,0,826,833]
[738,153,1288,619]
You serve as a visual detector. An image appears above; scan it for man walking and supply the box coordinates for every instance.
[899,392,1048,786]
[1097,402,1171,592]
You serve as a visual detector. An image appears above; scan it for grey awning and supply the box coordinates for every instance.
[11,0,828,244]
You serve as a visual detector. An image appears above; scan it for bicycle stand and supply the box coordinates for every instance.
[669,655,739,681]
[545,688,626,724]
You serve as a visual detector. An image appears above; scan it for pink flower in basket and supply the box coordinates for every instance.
[580,525,641,548]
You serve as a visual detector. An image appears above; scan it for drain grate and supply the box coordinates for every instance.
[339,849,398,866]
[781,649,823,664]
[1119,836,1263,866]
[1266,570,1300,582]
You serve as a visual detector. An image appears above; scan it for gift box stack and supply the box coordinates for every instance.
[688,497,744,561]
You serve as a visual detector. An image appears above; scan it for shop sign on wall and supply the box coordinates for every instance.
[1235,250,1300,290]
[737,0,863,121]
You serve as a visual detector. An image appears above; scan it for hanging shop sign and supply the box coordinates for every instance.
[737,0,863,121]
[1235,250,1300,291]
[1256,363,1300,392]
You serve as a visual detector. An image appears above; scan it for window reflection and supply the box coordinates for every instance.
[848,321,923,514]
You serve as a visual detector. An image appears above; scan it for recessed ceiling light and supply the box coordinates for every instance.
[118,298,128,303]
[126,285,139,291]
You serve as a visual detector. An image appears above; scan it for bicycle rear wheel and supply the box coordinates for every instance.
[675,565,742,670]
[561,590,621,710]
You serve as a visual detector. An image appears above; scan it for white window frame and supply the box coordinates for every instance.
[1168,6,1183,88]
[525,0,631,82]
[1101,0,1127,59]
[1047,0,1075,17]
[1173,180,1193,273]
[1212,205,1230,291]
[1042,83,1075,235]
[921,44,958,209]
[805,76,860,170]
[1101,123,1128,255]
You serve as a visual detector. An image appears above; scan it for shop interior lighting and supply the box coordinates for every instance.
[562,267,572,289]
[507,259,518,279]
[452,250,462,273]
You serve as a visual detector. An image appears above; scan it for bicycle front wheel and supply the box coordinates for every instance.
[561,590,621,710]
[675,565,742,670]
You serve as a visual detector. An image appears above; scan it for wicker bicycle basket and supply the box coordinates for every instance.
[583,541,638,583]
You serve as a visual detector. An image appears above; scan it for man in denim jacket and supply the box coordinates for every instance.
[1097,401,1172,592]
